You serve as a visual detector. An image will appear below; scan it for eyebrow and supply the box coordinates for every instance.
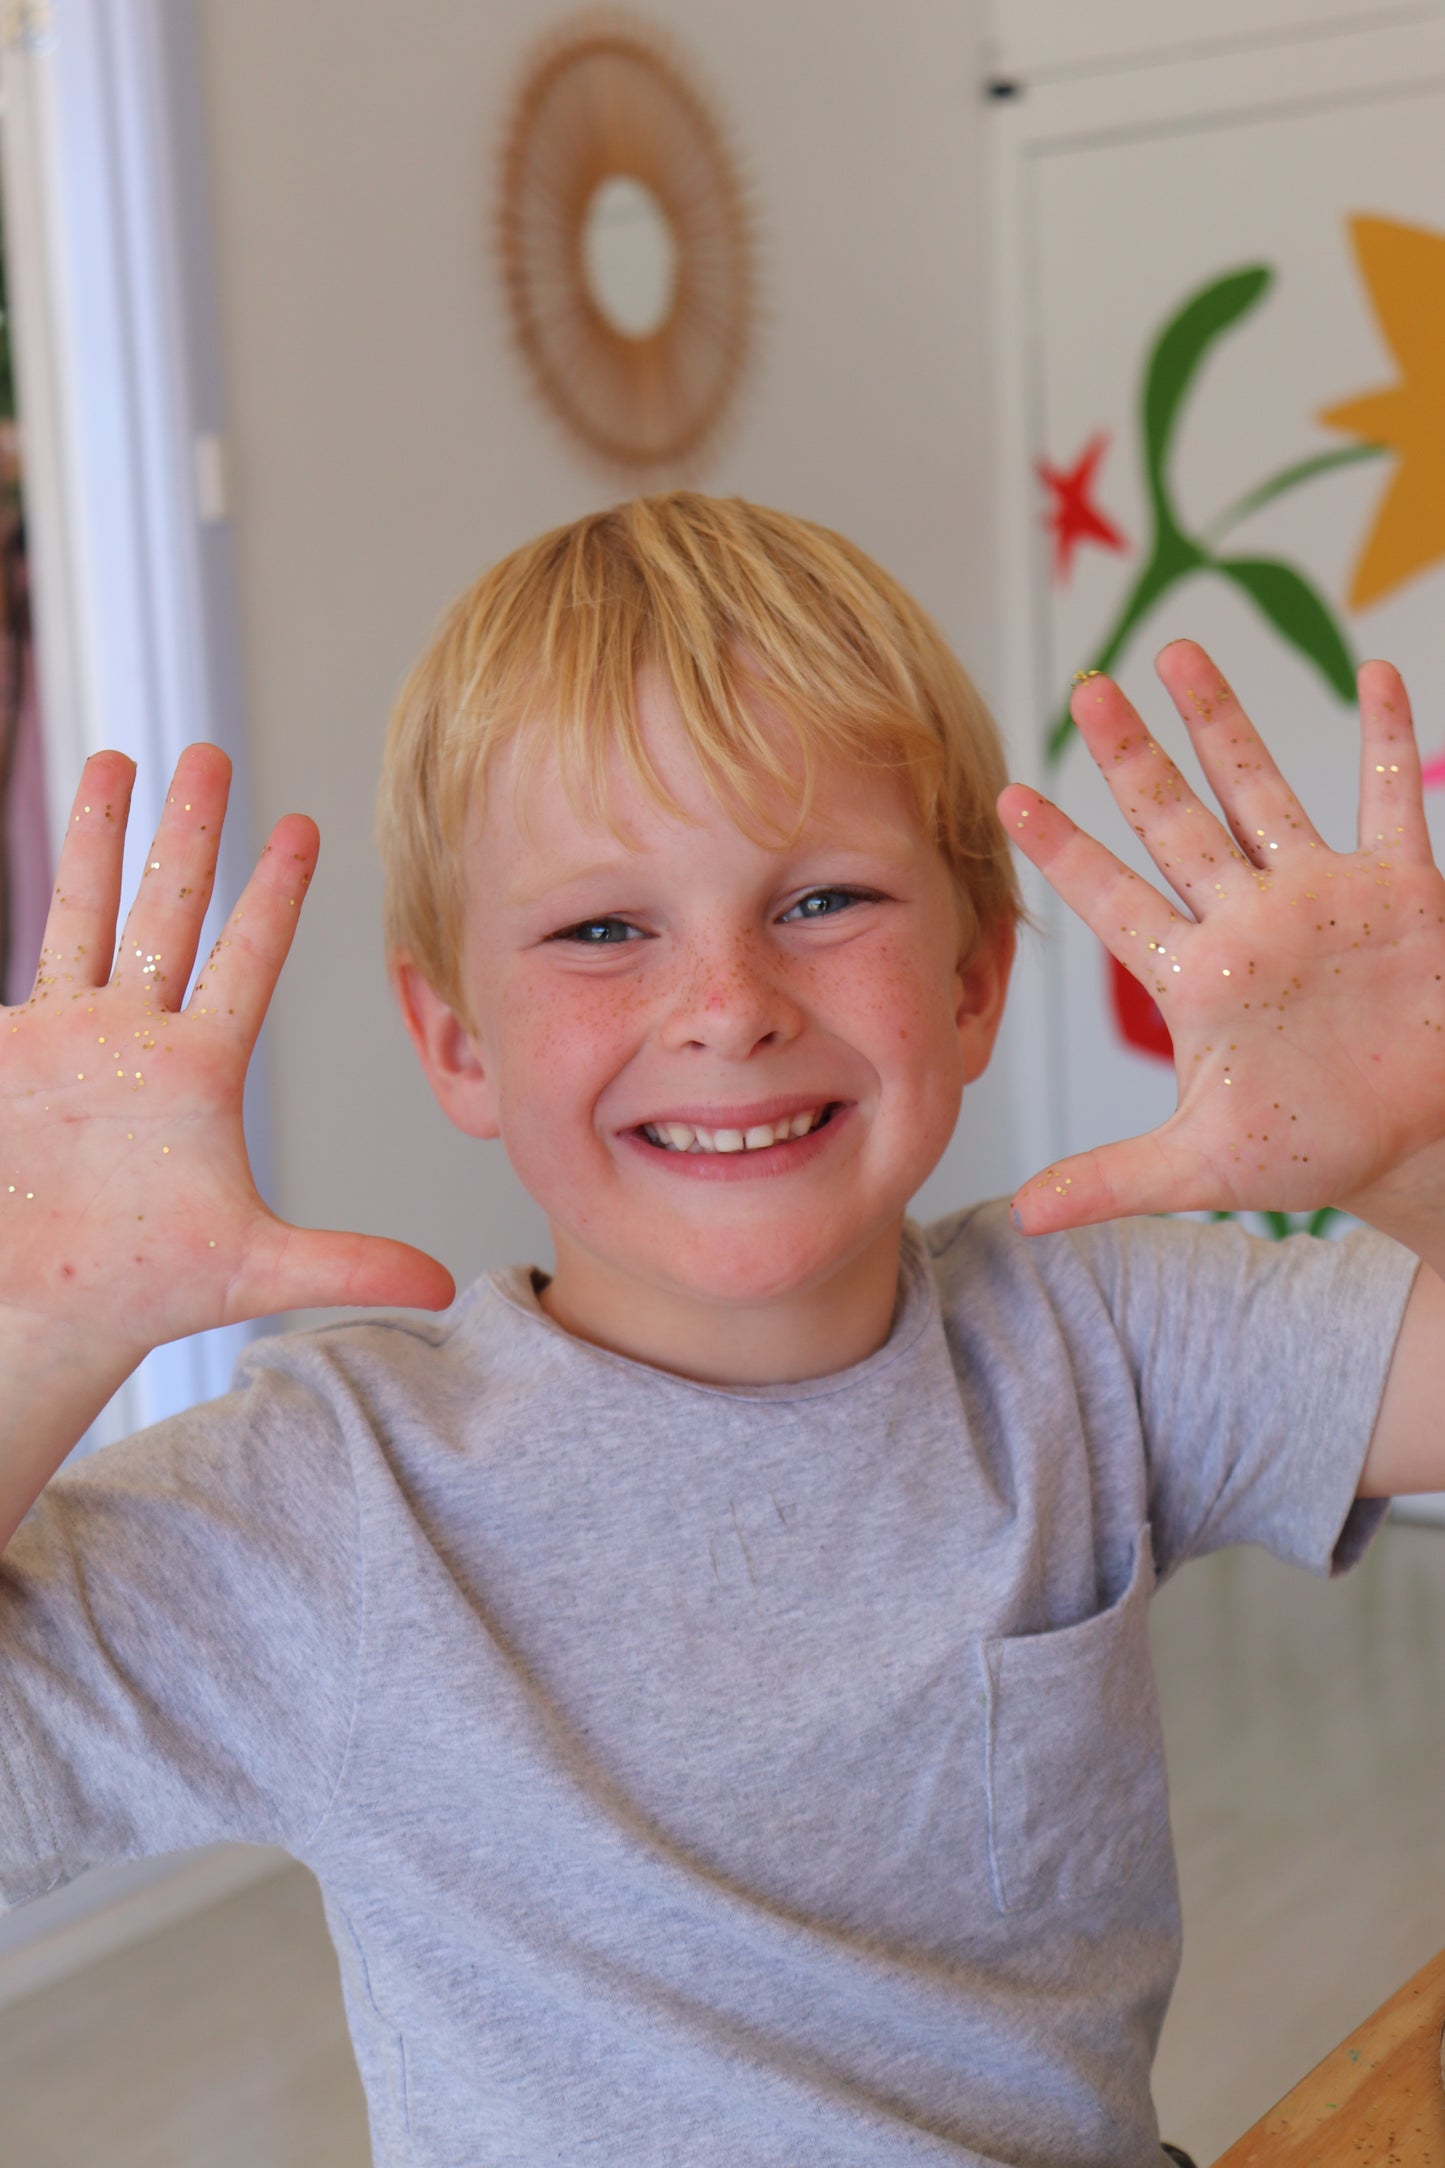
[501,826,924,913]
[501,858,642,912]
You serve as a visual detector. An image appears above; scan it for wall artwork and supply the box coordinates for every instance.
[494,11,760,480]
[1001,35,1445,1246]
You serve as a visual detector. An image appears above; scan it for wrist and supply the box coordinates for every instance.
[0,1297,148,1394]
[0,1309,146,1553]
[1340,1138,1445,1276]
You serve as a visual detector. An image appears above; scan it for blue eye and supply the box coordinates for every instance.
[781,887,875,921]
[552,917,641,945]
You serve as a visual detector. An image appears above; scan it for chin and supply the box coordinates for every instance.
[653,1221,873,1307]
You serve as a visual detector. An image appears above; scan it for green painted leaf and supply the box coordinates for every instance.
[1215,555,1356,701]
[1143,267,1273,519]
[1202,1207,1339,1239]
[1202,441,1386,551]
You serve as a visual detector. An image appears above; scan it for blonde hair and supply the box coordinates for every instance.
[378,492,1022,1018]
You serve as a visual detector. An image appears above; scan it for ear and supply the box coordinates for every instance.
[953,919,1015,1085]
[391,954,501,1140]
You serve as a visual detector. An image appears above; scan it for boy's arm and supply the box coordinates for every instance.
[0,1348,366,1898]
[0,744,453,1554]
[0,1322,142,1553]
[1357,1260,1445,1496]
[1328,1140,1445,1497]
[999,643,1445,1496]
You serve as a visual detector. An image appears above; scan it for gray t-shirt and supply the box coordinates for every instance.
[0,1205,1418,2167]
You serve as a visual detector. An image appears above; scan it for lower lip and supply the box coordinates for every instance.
[618,1105,852,1181]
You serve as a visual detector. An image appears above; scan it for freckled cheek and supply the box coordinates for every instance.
[803,939,956,1055]
[496,984,647,1116]
[869,948,970,1119]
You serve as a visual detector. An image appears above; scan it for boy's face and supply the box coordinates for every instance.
[398,673,1012,1382]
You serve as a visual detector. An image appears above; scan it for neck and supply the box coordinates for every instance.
[537,1224,908,1386]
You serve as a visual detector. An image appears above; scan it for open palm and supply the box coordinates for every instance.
[1000,644,1445,1234]
[0,745,453,1367]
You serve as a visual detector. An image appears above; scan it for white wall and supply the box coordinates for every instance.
[986,0,1445,80]
[195,0,1021,1297]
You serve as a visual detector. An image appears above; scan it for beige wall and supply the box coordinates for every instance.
[196,0,1022,1295]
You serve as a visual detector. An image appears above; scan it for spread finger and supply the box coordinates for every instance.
[1356,659,1431,862]
[1066,669,1247,915]
[26,752,137,999]
[112,745,232,1008]
[186,814,320,1045]
[1153,640,1328,864]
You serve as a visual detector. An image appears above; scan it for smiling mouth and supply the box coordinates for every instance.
[637,1104,840,1155]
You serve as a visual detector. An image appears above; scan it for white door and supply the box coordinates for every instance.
[989,16,1445,1515]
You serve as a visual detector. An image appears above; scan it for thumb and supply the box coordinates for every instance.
[234,1224,456,1320]
[1010,1130,1209,1235]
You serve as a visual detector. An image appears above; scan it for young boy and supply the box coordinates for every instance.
[1,492,1441,2168]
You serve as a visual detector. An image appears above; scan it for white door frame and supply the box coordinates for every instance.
[0,0,265,1446]
[0,0,285,1999]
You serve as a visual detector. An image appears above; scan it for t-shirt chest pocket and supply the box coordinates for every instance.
[980,1524,1169,1915]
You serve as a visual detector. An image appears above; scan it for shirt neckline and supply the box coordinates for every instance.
[483,1222,937,1404]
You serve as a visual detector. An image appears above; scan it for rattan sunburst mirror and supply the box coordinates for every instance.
[495,13,760,477]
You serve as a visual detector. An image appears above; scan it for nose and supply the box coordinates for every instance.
[656,928,804,1059]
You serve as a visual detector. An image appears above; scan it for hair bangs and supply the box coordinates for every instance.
[378,493,1024,1019]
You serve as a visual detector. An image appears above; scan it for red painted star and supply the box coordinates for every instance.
[1036,432,1129,583]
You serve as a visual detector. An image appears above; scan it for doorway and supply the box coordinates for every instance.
[0,0,263,1450]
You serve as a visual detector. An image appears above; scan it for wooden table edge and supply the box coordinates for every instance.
[1212,1942,1445,2165]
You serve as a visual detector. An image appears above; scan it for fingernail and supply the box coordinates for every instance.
[1010,1204,1024,1231]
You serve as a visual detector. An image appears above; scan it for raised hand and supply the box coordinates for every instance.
[0,744,455,1368]
[1000,643,1445,1234]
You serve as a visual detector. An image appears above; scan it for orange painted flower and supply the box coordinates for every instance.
[1320,214,1445,610]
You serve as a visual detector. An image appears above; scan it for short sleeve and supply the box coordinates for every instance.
[0,1349,362,1908]
[1061,1215,1419,1582]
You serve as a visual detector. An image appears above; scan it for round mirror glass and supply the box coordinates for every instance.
[580,174,679,340]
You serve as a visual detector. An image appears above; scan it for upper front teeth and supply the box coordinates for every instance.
[642,1107,827,1153]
